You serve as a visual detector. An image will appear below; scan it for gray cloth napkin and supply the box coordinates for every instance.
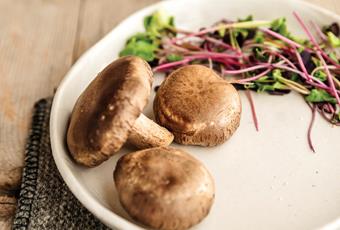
[12,98,110,230]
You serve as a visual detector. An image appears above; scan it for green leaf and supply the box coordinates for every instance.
[313,70,327,81]
[230,15,254,44]
[255,76,271,83]
[305,89,337,104]
[297,46,304,53]
[119,36,157,61]
[218,29,226,37]
[256,81,288,92]
[144,15,153,31]
[327,31,340,48]
[254,31,264,43]
[169,16,175,27]
[238,15,253,22]
[272,69,283,80]
[289,34,308,46]
[236,28,249,39]
[329,52,339,64]
[143,10,175,37]
[289,72,299,82]
[217,23,226,37]
[312,57,322,67]
[126,32,158,45]
[254,71,288,92]
[119,11,177,62]
[166,54,183,62]
[256,84,274,92]
[253,47,269,62]
[272,81,289,90]
[270,17,289,37]
[338,112,340,121]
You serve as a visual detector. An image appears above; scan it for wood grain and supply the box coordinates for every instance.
[0,0,81,229]
[73,0,158,60]
[0,218,12,230]
[0,0,158,228]
[0,0,81,171]
[0,0,339,229]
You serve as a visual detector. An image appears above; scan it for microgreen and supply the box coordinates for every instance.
[120,11,175,62]
[143,10,175,37]
[254,31,265,43]
[119,11,340,152]
[329,52,339,64]
[327,31,340,48]
[119,35,158,61]
[305,89,337,104]
[166,54,183,62]
[313,70,327,81]
[270,18,290,37]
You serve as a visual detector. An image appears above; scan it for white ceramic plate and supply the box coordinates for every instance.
[50,0,340,229]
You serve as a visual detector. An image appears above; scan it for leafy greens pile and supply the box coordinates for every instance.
[119,11,340,152]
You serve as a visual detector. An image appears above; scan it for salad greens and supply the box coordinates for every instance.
[305,89,337,104]
[119,11,175,61]
[327,32,340,48]
[119,34,158,61]
[270,18,290,37]
[119,11,340,152]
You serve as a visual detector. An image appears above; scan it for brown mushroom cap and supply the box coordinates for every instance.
[67,56,155,167]
[154,65,241,146]
[114,147,215,230]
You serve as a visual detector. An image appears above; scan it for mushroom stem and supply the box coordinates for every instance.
[128,114,174,149]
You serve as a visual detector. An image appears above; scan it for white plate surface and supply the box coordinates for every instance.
[50,0,340,229]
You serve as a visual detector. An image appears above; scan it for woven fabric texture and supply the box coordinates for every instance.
[12,98,110,230]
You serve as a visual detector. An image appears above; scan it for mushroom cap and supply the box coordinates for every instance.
[114,147,215,230]
[154,65,241,146]
[67,56,153,167]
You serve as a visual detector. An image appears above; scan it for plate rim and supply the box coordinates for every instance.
[50,1,165,229]
[50,0,340,229]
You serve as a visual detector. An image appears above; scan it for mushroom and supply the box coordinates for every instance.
[67,56,174,167]
[114,147,215,230]
[154,64,241,146]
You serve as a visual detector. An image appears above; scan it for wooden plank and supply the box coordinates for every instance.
[0,0,81,228]
[73,0,340,60]
[0,0,80,171]
[0,0,339,229]
[73,0,159,60]
[0,218,13,230]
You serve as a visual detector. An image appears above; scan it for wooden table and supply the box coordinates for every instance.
[0,0,339,228]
